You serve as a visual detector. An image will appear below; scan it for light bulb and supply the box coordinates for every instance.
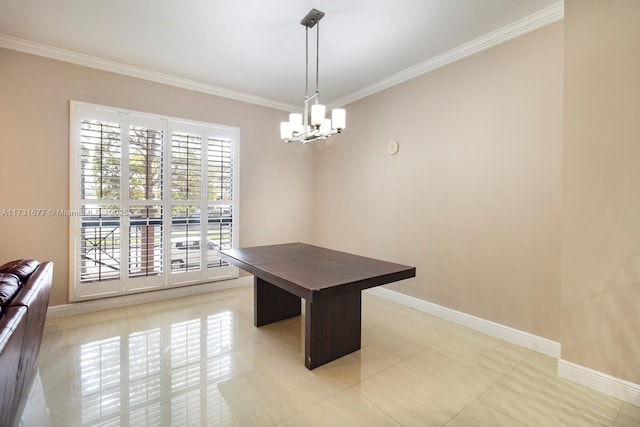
[311,104,325,126]
[280,122,292,140]
[320,118,332,134]
[332,109,346,130]
[289,113,303,133]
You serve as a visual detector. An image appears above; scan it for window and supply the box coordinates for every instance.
[70,102,239,300]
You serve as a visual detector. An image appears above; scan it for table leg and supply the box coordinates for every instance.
[254,276,301,327]
[305,291,362,369]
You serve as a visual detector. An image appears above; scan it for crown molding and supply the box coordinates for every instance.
[1,2,563,113]
[329,2,564,109]
[0,33,299,113]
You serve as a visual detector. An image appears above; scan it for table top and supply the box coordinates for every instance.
[219,242,416,301]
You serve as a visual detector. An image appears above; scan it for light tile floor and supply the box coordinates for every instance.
[14,285,640,427]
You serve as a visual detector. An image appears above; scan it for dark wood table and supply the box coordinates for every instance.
[218,242,416,369]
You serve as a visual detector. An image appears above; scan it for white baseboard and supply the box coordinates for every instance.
[47,276,253,318]
[366,287,640,406]
[365,287,561,358]
[558,359,640,407]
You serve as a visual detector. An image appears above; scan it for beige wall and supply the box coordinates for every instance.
[3,2,638,387]
[314,23,564,341]
[0,48,314,306]
[562,0,640,384]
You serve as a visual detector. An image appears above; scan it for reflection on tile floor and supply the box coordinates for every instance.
[15,286,640,427]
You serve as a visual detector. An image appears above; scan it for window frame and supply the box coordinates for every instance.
[69,101,239,301]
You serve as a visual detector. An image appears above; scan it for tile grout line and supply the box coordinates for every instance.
[610,402,624,427]
[355,385,404,426]
[442,348,536,426]
[365,298,524,426]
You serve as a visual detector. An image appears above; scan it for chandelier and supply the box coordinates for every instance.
[280,9,346,144]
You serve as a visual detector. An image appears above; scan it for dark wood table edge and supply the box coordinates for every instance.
[218,249,416,301]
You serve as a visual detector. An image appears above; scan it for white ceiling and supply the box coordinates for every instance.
[0,0,562,110]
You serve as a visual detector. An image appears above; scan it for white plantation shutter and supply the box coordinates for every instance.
[207,137,234,265]
[78,119,122,284]
[170,131,203,273]
[129,126,163,201]
[128,205,163,278]
[171,132,202,201]
[207,137,233,202]
[80,120,122,200]
[128,125,164,280]
[70,102,239,301]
